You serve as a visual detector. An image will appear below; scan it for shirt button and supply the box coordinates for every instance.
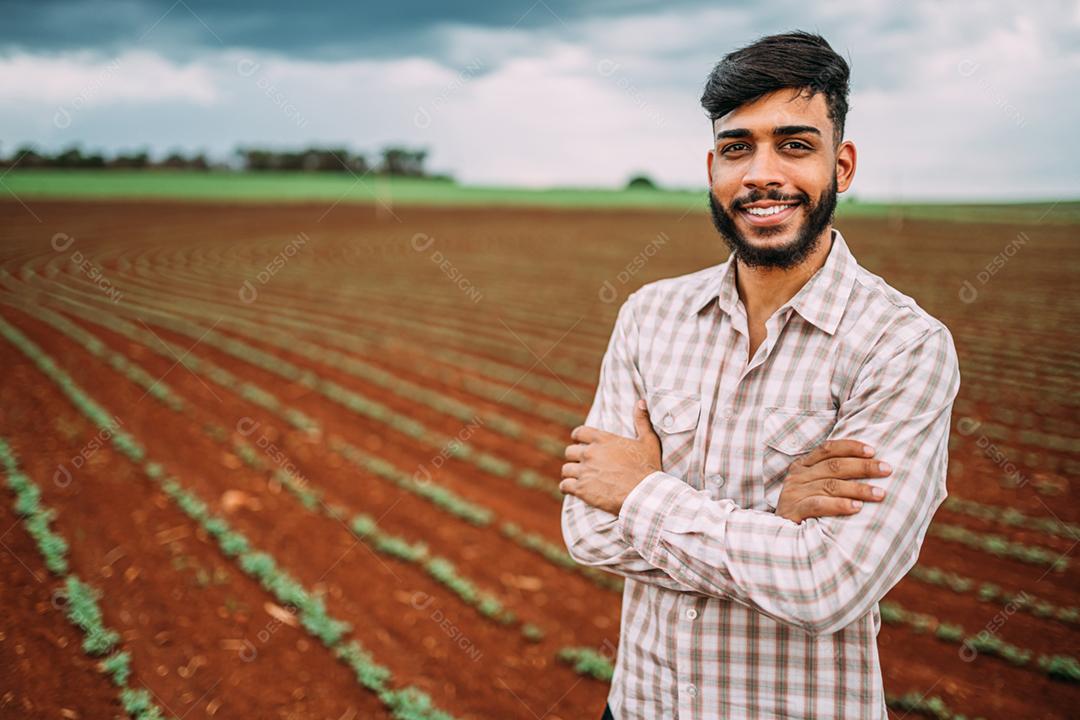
[686,684,697,697]
[786,439,799,452]
[663,413,674,428]
[686,608,698,620]
[708,474,725,487]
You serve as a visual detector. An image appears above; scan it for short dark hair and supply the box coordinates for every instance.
[701,31,850,146]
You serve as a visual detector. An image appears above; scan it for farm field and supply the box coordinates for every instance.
[0,196,1078,720]
[3,169,1079,224]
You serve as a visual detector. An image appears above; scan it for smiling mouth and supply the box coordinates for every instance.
[738,202,801,226]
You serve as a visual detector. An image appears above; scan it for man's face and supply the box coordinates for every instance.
[706,88,853,270]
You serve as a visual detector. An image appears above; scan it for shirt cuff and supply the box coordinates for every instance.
[618,470,697,557]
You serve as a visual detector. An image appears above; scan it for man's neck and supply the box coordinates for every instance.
[734,227,834,322]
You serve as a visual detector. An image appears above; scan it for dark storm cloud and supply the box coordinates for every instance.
[0,0,732,61]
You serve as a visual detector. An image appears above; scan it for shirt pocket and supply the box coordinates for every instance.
[761,406,838,510]
[648,388,701,476]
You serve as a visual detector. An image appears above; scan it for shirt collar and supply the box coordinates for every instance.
[685,227,858,336]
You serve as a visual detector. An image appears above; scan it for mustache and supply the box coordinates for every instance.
[732,191,809,209]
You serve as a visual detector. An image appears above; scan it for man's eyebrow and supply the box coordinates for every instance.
[714,125,823,141]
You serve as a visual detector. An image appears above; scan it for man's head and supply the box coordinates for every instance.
[702,31,856,270]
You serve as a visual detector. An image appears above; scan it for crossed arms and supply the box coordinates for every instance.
[560,292,961,635]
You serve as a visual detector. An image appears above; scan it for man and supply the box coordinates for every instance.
[560,31,960,719]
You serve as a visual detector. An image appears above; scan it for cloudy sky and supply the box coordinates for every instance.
[2,0,1077,199]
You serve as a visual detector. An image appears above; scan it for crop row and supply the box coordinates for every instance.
[42,265,1080,541]
[952,398,1078,439]
[946,458,1071,498]
[10,297,1069,628]
[202,265,600,374]
[9,299,538,637]
[180,308,570,457]
[5,296,586,643]
[908,564,1078,625]
[940,496,1079,541]
[112,250,592,403]
[556,647,615,682]
[88,262,585,407]
[950,417,1078,456]
[928,522,1070,572]
[26,282,566,502]
[0,316,459,720]
[879,600,1080,683]
[0,292,584,596]
[884,691,985,720]
[31,290,1080,678]
[1,437,172,720]
[223,433,524,633]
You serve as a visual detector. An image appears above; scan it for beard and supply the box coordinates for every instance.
[708,175,838,270]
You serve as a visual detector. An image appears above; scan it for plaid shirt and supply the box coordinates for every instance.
[562,227,960,719]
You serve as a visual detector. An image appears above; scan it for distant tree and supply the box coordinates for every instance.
[344,153,370,174]
[9,145,45,168]
[237,146,371,174]
[239,148,272,171]
[62,146,105,168]
[0,142,429,174]
[55,145,85,168]
[109,150,150,169]
[379,146,427,177]
[626,174,658,190]
[162,152,187,169]
[301,147,350,172]
[160,151,208,170]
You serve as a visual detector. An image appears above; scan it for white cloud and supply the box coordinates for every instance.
[0,1,1075,199]
[0,49,218,105]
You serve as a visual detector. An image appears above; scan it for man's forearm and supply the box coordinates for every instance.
[561,492,721,594]
[619,449,946,636]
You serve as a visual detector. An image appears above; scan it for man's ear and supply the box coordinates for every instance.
[835,139,856,193]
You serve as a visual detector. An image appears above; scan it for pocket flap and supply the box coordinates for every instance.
[648,389,701,434]
[763,407,836,455]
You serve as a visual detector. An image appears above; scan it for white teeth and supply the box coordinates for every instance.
[745,204,795,216]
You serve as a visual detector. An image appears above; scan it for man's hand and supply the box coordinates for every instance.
[775,440,891,523]
[560,399,661,515]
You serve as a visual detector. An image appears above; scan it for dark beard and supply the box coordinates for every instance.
[708,176,838,270]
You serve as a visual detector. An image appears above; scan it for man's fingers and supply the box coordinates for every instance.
[561,462,582,479]
[805,456,892,482]
[795,439,875,468]
[815,477,886,502]
[570,425,608,444]
[799,495,866,521]
[563,443,588,461]
[633,399,656,440]
[559,478,577,495]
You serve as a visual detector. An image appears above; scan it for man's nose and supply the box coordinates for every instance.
[742,147,786,191]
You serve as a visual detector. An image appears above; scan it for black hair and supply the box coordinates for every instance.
[701,31,850,146]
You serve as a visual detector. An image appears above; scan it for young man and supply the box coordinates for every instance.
[560,31,960,719]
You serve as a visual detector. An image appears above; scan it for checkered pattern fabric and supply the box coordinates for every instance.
[562,227,961,719]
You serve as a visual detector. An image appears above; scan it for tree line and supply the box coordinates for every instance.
[0,144,443,178]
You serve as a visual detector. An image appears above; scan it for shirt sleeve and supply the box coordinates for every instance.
[560,291,707,593]
[618,323,961,634]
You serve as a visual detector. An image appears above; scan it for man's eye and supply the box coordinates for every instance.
[721,143,749,154]
[784,141,811,150]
